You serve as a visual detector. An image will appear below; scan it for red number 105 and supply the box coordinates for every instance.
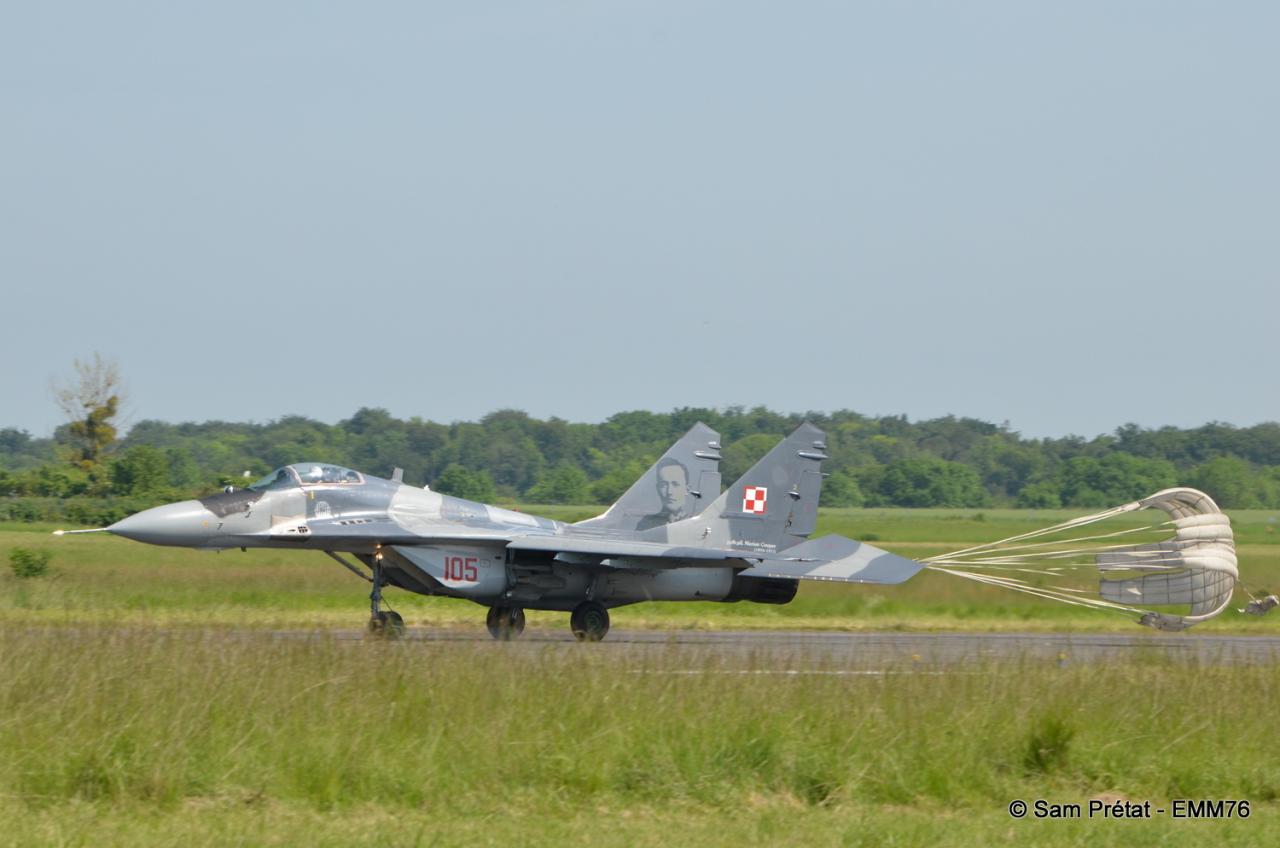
[444,556,478,581]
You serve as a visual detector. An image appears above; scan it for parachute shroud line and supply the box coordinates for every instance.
[922,488,1242,631]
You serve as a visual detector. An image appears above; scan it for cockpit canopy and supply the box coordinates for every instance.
[248,463,364,491]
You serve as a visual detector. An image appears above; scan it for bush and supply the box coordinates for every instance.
[10,547,51,579]
[1,499,47,522]
[1023,713,1075,774]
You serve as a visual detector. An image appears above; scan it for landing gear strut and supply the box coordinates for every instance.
[570,601,610,642]
[367,557,404,638]
[486,606,526,641]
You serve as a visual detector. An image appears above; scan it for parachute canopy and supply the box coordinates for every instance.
[924,488,1240,631]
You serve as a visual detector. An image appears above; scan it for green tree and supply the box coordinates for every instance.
[1262,468,1280,509]
[16,465,91,497]
[0,428,56,469]
[1016,480,1062,508]
[720,433,778,483]
[165,447,202,489]
[525,463,589,504]
[1189,456,1263,508]
[257,416,347,469]
[51,353,125,472]
[820,470,865,507]
[875,458,988,507]
[588,460,648,505]
[432,464,497,503]
[446,423,545,493]
[1059,454,1177,507]
[110,445,171,496]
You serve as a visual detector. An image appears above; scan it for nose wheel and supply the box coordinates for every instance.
[486,606,526,640]
[369,609,404,638]
[570,601,610,642]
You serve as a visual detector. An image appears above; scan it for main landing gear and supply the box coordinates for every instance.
[486,606,526,641]
[483,601,611,642]
[570,601,610,642]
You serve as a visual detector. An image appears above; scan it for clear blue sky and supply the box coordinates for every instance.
[3,2,1276,438]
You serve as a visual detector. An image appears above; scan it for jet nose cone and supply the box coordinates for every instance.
[108,500,215,547]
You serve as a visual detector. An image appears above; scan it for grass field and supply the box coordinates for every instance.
[2,506,1278,845]
[1,627,1277,846]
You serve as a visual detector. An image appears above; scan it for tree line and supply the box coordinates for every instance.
[3,406,1280,524]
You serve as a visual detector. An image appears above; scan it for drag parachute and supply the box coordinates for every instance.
[923,488,1256,631]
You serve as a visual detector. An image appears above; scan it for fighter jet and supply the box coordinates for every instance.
[71,423,923,640]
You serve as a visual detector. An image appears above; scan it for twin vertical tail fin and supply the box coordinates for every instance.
[574,423,723,532]
[658,423,829,553]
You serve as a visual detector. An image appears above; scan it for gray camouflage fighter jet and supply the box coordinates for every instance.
[71,423,924,640]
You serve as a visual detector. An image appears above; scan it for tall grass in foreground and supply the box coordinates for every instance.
[2,627,1277,813]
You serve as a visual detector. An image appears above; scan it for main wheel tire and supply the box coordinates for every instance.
[486,606,526,641]
[569,601,610,642]
[369,610,405,639]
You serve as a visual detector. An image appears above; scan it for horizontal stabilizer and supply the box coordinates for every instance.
[740,535,924,585]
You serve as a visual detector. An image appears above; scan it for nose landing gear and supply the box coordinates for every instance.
[369,609,404,638]
[367,556,404,639]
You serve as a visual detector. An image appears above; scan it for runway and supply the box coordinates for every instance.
[289,627,1280,667]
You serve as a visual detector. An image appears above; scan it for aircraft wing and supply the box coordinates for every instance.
[506,532,924,585]
[506,535,732,562]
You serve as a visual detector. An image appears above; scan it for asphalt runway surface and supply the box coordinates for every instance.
[261,627,1280,668]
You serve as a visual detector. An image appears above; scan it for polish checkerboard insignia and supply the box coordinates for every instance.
[742,486,768,515]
